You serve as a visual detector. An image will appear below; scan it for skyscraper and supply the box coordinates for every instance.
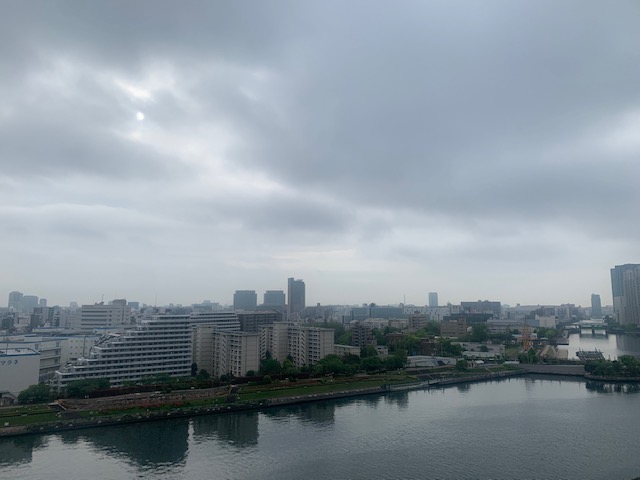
[263,290,286,307]
[611,264,640,325]
[590,294,602,319]
[428,292,439,307]
[233,290,258,310]
[8,291,23,312]
[622,268,640,326]
[287,277,305,318]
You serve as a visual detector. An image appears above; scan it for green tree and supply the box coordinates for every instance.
[439,339,462,357]
[469,323,489,342]
[282,358,299,375]
[18,383,53,404]
[260,357,283,376]
[197,369,211,380]
[336,331,352,345]
[360,345,378,358]
[66,378,110,398]
[191,362,198,376]
[455,359,469,371]
[361,356,383,372]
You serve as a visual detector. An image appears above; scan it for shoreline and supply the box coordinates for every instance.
[0,370,523,438]
[3,368,637,439]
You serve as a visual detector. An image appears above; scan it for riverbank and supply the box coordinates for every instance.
[0,370,525,438]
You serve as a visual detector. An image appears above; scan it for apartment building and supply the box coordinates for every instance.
[52,312,240,390]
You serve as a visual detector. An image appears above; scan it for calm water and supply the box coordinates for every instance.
[560,332,640,360]
[2,377,640,480]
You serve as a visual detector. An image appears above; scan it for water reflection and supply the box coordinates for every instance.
[262,401,336,426]
[64,419,190,468]
[384,391,409,409]
[192,412,259,447]
[616,334,640,356]
[585,381,640,395]
[0,435,47,466]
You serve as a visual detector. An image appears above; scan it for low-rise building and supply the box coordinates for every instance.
[440,319,468,338]
[0,348,40,397]
[334,344,361,357]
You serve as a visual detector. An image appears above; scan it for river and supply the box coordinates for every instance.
[2,376,640,480]
[559,332,640,360]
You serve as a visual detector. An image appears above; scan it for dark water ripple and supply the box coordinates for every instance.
[2,377,640,480]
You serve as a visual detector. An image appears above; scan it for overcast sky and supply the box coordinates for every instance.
[1,1,639,308]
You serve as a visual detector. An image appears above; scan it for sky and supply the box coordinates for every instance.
[1,1,639,308]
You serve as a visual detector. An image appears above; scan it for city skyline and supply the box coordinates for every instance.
[2,2,639,308]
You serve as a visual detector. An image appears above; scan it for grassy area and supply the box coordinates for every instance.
[0,407,60,426]
[0,374,417,430]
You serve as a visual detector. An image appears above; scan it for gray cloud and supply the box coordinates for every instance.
[1,1,638,305]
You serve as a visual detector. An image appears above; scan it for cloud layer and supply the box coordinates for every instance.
[1,1,639,306]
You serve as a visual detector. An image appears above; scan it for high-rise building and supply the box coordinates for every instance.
[428,292,439,308]
[611,264,640,325]
[263,290,286,307]
[233,290,258,310]
[21,295,39,315]
[590,294,602,319]
[8,291,23,313]
[287,278,305,317]
[622,268,640,326]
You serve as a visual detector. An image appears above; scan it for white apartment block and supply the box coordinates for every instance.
[52,312,240,390]
[60,335,101,365]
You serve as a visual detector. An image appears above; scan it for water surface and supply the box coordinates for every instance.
[2,377,640,479]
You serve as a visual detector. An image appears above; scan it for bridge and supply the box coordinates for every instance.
[568,320,608,336]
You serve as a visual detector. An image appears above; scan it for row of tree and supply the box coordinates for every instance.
[585,355,640,377]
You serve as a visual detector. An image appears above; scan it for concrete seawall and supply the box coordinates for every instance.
[520,364,586,376]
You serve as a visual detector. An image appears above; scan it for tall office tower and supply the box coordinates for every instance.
[8,291,23,312]
[21,295,39,315]
[611,264,640,325]
[590,294,602,319]
[263,290,286,307]
[287,278,306,317]
[39,298,47,308]
[428,292,439,307]
[623,268,640,326]
[233,290,258,310]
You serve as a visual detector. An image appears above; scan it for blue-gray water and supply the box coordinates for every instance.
[2,377,640,480]
[560,332,640,360]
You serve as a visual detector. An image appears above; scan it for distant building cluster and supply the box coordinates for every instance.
[1,266,634,401]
